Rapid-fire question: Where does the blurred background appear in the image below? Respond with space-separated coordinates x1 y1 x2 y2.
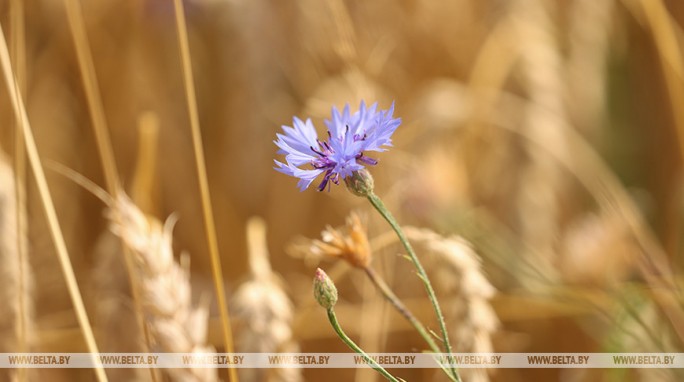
0 0 683 381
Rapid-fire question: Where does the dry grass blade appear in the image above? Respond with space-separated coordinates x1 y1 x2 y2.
0 21 108 382
172 2 238 382
63 0 119 191
9 1 31 380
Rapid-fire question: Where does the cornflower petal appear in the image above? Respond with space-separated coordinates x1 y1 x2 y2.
274 160 325 191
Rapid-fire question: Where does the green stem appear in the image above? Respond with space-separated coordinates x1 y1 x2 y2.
363 266 443 352
367 192 461 382
326 308 402 382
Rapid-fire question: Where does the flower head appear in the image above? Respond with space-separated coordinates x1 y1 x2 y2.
274 101 401 191
305 212 372 268
313 268 338 309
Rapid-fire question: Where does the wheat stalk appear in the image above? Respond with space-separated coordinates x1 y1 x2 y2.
9 1 31 381
171 4 237 382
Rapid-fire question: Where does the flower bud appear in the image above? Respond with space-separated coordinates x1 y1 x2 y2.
313 268 338 309
344 169 375 197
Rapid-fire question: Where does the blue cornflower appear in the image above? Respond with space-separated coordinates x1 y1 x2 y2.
274 101 401 191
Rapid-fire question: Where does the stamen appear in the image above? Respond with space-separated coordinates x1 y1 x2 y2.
310 145 325 157
317 169 334 192
357 154 378 166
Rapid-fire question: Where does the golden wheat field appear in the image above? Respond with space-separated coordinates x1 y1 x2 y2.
0 0 684 381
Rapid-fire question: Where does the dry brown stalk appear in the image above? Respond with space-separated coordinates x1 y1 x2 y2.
9 1 31 380
171 4 237 382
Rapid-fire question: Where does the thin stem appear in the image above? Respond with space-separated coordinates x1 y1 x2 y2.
10 3 29 382
363 266 444 352
326 308 402 382
172 2 238 382
366 192 461 382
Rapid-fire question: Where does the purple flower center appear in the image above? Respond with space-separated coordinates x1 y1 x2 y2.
309 126 377 191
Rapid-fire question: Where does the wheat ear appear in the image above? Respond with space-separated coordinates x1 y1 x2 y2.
0 152 34 382
109 194 218 382
232 217 301 382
